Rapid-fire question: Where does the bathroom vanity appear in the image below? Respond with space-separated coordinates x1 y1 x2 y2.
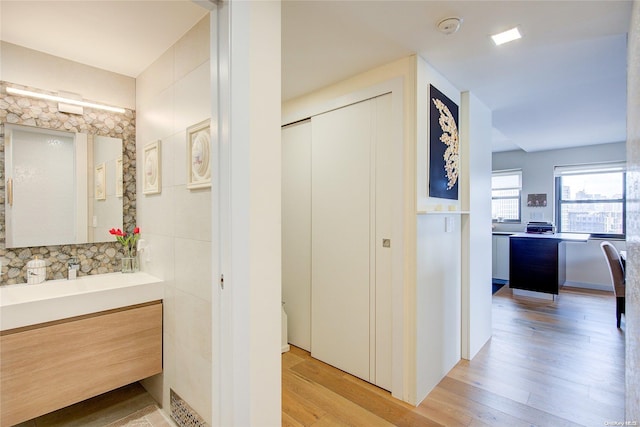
0 273 163 426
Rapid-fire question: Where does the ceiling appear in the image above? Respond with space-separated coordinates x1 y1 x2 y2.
1 1 632 153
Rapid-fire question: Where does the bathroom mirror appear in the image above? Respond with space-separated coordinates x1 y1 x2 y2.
4 123 123 248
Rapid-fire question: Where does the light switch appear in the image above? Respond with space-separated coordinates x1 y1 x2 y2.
530 212 544 220
445 216 454 233
92 215 98 227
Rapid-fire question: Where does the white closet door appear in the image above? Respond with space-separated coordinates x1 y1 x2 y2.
373 94 393 390
281 120 312 351
311 99 373 382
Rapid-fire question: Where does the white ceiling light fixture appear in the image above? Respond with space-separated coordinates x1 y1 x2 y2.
437 17 463 35
5 87 126 114
491 27 522 46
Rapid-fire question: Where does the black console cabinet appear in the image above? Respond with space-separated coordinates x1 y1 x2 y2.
510 237 565 294
508 233 590 296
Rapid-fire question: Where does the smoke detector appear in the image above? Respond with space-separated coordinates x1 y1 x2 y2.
437 17 462 35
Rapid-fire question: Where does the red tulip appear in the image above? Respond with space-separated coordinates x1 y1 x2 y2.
109 228 124 236
110 226 140 257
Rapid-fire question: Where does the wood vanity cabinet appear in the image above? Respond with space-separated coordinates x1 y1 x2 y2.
0 300 162 426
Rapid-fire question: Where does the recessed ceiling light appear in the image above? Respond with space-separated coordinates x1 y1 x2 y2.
491 27 521 46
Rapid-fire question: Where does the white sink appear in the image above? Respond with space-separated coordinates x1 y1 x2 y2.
0 272 163 331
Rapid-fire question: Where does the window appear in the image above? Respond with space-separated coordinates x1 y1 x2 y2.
492 170 522 222
555 163 626 238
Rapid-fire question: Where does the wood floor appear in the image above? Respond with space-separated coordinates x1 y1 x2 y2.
282 286 626 426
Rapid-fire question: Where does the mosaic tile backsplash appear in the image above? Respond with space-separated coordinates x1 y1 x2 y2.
0 82 136 285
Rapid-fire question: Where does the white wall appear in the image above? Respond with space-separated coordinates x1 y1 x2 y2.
135 16 212 424
1 42 135 109
492 143 626 289
223 1 282 425
414 57 463 403
460 92 493 360
281 121 312 351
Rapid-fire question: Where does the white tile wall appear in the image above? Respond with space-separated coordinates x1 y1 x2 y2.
174 63 210 132
174 237 212 302
136 15 212 426
171 131 188 187
173 288 212 359
136 48 175 106
174 17 210 82
174 188 212 241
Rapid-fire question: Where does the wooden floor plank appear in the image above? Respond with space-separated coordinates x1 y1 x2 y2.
283 369 395 426
433 376 583 427
291 361 442 427
282 386 327 426
282 286 625 426
425 385 537 427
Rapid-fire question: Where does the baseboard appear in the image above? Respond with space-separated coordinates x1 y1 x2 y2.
282 344 290 353
563 281 611 292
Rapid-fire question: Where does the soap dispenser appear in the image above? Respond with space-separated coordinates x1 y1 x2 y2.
68 258 79 280
26 256 46 285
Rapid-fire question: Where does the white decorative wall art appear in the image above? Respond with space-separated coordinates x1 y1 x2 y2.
95 162 106 200
428 84 459 200
143 141 161 195
187 119 211 190
115 155 123 197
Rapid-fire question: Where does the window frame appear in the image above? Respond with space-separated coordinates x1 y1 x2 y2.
554 164 626 239
491 169 522 223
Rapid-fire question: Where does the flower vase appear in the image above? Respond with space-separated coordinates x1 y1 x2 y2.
121 252 138 273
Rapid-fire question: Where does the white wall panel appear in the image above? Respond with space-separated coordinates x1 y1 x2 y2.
460 91 493 360
282 120 312 351
373 94 393 390
311 99 373 382
1 41 135 109
416 214 461 399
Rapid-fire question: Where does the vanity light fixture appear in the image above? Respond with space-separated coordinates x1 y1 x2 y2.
491 27 522 46
6 87 126 114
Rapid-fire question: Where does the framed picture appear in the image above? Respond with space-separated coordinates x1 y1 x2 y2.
187 119 211 190
527 193 547 207
428 84 459 200
115 155 123 197
95 162 106 200
143 140 161 195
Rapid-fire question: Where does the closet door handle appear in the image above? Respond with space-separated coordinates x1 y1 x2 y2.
7 178 13 206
